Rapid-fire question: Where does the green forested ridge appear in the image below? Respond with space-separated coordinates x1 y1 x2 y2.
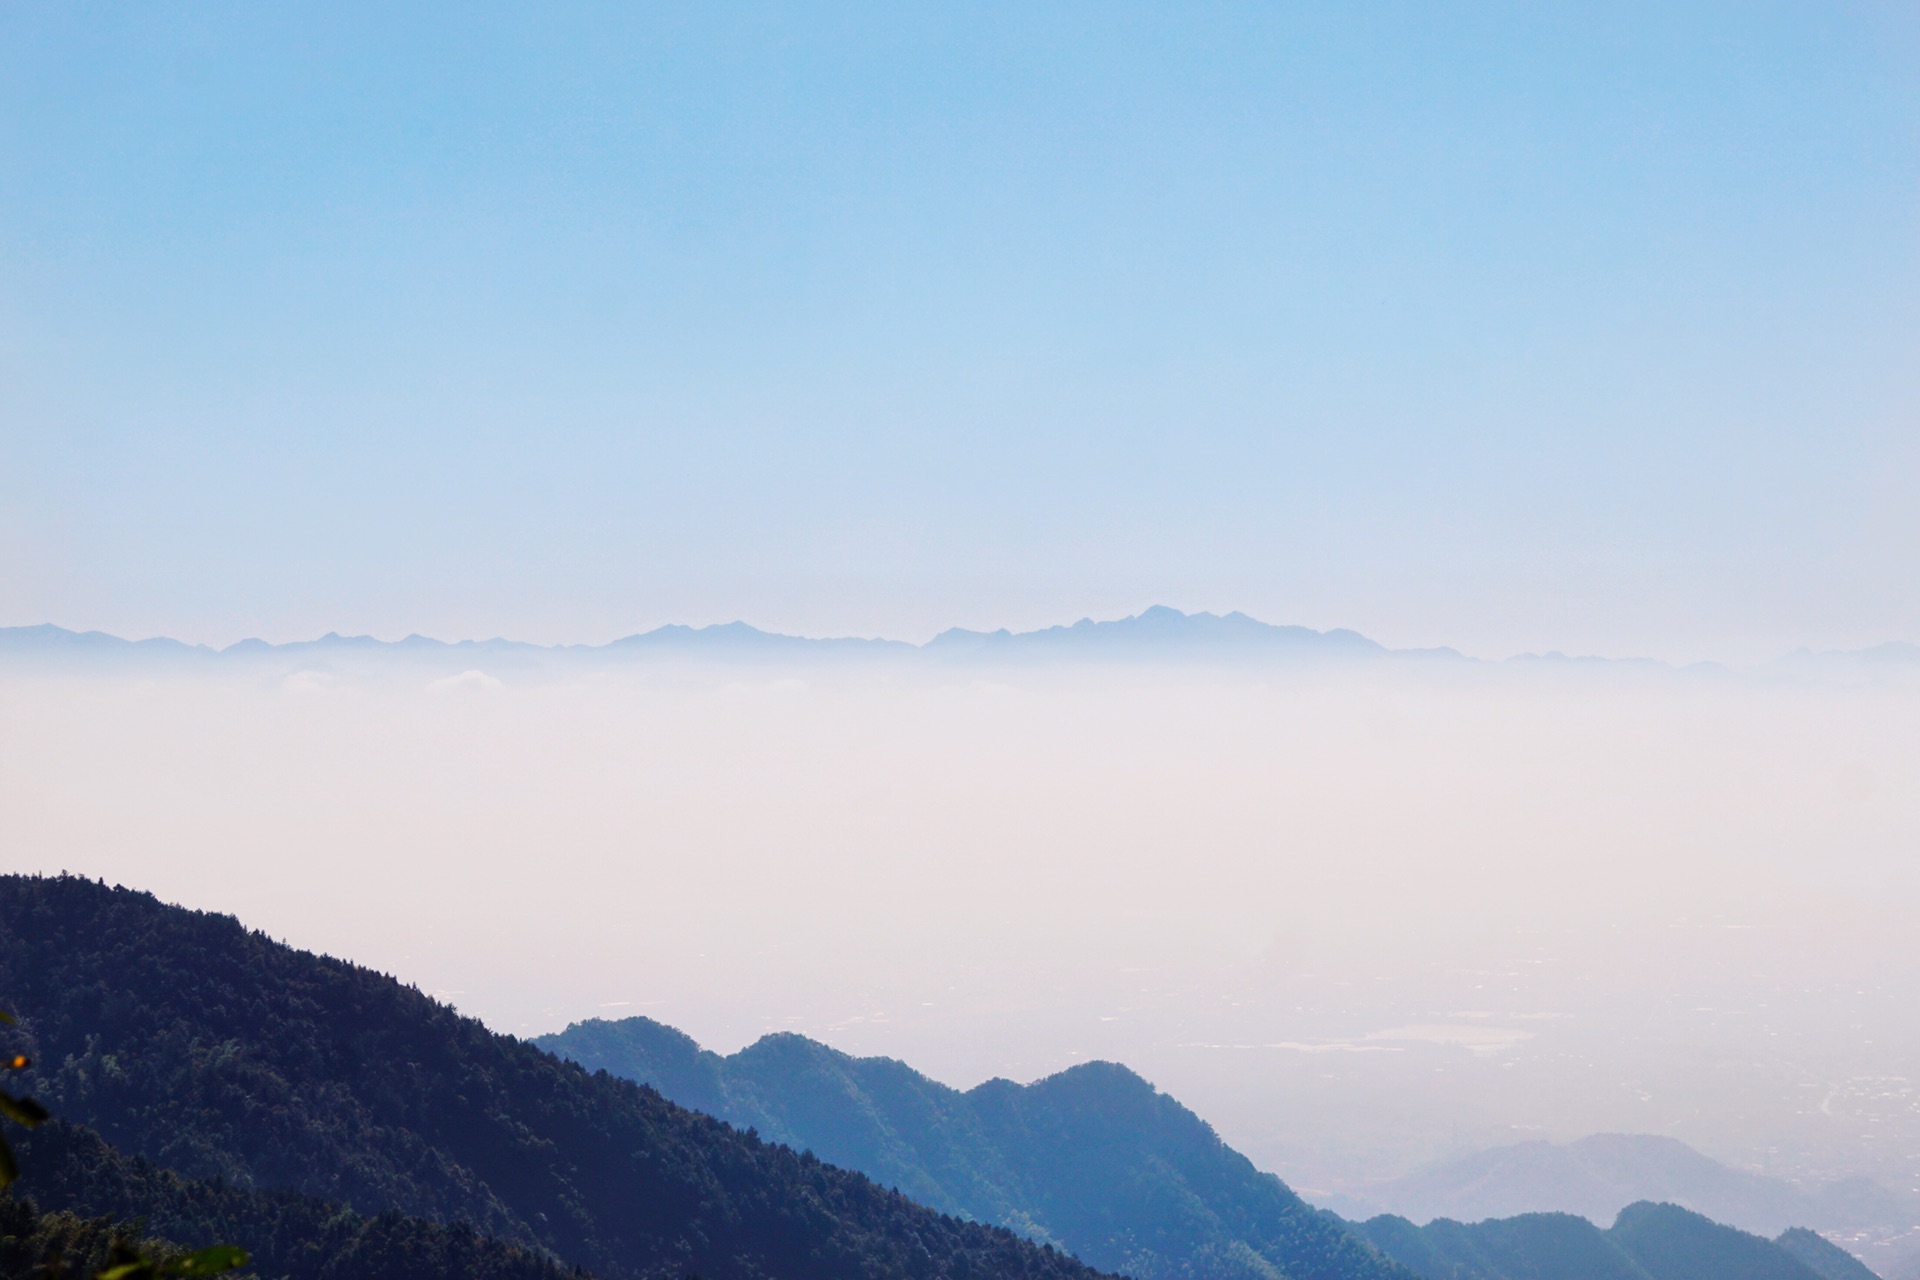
0 874 1114 1280
537 1016 1408 1280
1350 1201 1847 1280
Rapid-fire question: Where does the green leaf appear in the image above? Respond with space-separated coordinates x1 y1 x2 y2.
0 1090 49 1127
0 1008 14 1024
0 1136 16 1190
167 1245 250 1276
96 1263 156 1280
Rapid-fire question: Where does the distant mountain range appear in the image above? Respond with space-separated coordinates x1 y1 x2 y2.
536 1016 1877 1280
1352 1204 1877 1280
0 608 1414 667
1316 1134 1906 1241
4 609 1913 672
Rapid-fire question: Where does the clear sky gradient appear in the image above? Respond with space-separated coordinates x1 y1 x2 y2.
3 2 1916 658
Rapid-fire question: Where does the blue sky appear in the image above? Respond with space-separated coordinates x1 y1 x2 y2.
2 2 1915 657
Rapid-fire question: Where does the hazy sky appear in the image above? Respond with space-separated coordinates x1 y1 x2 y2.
3 2 1918 657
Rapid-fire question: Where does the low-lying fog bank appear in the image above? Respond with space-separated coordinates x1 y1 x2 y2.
4 639 1917 1231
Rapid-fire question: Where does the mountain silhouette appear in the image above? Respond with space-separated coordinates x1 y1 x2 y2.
0 875 1114 1280
0 608 1422 668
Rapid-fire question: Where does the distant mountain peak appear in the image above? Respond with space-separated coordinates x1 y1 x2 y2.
923 606 1390 658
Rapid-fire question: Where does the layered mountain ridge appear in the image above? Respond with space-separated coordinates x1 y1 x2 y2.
536 1016 1871 1280
0 874 1114 1280
0 876 1882 1280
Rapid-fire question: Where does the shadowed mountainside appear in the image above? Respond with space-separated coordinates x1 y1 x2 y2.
0 874 1116 1280
12 1119 578 1280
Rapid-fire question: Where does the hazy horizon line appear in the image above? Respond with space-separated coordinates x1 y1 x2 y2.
4 608 1917 670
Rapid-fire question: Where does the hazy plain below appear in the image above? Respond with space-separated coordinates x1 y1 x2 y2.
4 625 1917 1226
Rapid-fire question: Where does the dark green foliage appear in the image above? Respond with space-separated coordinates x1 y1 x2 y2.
15 1120 579 1280
112 1244 253 1279
538 1017 1408 1280
1351 1201 1837 1280
1771 1228 1880 1280
0 1004 53 1192
0 1194 186 1279
2 1012 247 1280
0 875 1114 1280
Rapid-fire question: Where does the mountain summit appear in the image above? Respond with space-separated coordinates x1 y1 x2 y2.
924 606 1390 659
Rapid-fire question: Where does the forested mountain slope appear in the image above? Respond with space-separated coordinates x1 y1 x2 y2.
1350 1201 1854 1280
0 875 1114 1280
12 1120 576 1280
537 1016 1407 1280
